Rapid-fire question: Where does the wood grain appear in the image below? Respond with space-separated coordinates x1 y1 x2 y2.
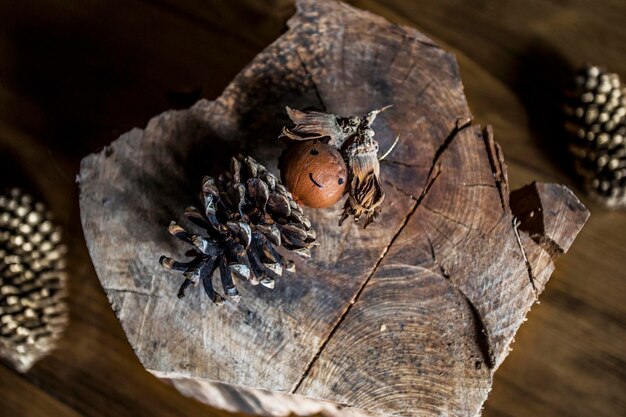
77 1 587 416
77 26 417 397
0 0 624 416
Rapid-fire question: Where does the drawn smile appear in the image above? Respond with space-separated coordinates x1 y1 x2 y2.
309 173 323 188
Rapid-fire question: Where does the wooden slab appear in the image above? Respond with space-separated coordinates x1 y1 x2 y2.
78 1 589 416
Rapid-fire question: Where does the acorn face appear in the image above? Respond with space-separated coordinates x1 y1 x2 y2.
280 141 347 208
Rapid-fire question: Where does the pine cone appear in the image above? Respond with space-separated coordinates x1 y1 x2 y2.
160 155 316 303
0 188 68 372
564 64 626 208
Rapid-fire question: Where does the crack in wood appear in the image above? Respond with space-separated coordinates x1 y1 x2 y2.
482 126 508 213
427 236 450 279
381 159 429 168
296 48 327 111
414 80 433 110
400 58 419 86
423 204 471 231
511 217 539 296
427 236 495 369
387 35 406 69
462 183 497 189
458 290 496 369
339 21 346 86
383 179 417 201
137 274 157 345
291 117 473 394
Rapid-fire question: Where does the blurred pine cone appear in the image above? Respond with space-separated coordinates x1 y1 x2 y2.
0 188 68 372
160 155 316 303
564 64 626 208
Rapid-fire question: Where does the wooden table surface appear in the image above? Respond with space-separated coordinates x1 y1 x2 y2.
0 1 624 416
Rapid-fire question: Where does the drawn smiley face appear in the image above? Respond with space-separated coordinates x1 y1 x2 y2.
281 141 347 208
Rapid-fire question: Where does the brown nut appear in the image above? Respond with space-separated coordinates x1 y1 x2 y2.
280 141 347 208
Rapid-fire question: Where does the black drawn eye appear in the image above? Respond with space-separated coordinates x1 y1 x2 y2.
310 148 319 155
338 178 345 185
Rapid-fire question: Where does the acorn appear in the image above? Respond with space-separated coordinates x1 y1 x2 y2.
280 106 396 227
280 140 348 208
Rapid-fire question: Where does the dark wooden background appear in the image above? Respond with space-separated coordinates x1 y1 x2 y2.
0 1 624 416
